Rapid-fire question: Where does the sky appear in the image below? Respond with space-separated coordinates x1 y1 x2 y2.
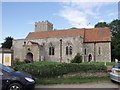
0 0 119 46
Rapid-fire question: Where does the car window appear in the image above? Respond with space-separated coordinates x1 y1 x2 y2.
113 63 120 69
0 64 14 72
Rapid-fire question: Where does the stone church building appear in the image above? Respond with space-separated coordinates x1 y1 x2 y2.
13 20 111 63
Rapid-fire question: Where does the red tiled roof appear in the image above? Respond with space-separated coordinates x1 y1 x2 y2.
84 28 111 42
26 28 111 43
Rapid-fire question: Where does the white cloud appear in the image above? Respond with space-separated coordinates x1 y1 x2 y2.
59 6 88 27
57 2 116 28
57 2 104 28
99 20 105 22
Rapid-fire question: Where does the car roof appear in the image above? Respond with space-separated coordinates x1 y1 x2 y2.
0 64 13 72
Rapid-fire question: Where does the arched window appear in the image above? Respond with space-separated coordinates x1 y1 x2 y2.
66 46 69 55
69 46 72 55
52 47 54 55
49 47 52 55
66 46 72 55
98 47 101 55
84 48 87 55
49 46 55 55
88 54 92 62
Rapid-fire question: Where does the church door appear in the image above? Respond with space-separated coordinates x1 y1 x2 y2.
88 54 92 62
26 52 33 62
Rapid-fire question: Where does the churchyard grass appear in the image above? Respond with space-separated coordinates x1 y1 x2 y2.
83 62 115 66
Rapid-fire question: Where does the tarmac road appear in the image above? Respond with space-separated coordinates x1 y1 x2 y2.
35 81 120 90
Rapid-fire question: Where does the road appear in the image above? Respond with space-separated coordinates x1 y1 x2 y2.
35 81 120 89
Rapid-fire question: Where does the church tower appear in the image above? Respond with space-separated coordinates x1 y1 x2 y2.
35 20 53 32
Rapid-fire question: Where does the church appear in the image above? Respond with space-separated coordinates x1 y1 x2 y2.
13 20 111 63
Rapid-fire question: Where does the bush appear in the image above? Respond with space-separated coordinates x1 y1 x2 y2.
11 62 107 78
24 59 31 63
71 53 82 63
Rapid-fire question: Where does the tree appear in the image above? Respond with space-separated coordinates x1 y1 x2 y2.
95 22 109 28
1 36 13 49
109 19 120 37
109 19 120 61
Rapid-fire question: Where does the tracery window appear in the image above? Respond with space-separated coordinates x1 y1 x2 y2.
49 46 55 55
66 46 72 55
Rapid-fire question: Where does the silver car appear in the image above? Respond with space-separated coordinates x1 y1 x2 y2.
110 62 120 82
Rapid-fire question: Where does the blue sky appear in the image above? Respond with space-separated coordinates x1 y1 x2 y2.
1 1 119 44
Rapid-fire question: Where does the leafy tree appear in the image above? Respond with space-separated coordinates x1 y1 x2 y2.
95 22 109 28
110 19 120 61
109 19 120 37
1 36 13 49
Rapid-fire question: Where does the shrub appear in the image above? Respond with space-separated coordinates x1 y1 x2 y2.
71 53 82 63
11 62 107 78
24 59 31 63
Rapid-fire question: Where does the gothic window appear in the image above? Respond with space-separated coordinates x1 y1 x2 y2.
49 46 55 55
52 47 55 55
66 46 69 55
49 47 51 55
66 46 72 55
98 47 101 55
85 48 87 55
70 46 72 55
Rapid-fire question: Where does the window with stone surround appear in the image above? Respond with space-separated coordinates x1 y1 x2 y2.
98 47 101 55
49 46 54 55
70 46 72 55
84 48 87 55
66 46 69 55
66 46 72 55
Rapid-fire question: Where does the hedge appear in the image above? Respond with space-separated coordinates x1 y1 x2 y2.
11 63 107 78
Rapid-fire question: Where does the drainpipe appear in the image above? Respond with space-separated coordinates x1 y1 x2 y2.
60 39 62 62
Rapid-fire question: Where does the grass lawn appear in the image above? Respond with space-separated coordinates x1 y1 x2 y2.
36 76 110 85
83 62 115 66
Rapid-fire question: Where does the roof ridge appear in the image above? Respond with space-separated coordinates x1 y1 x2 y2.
26 28 111 43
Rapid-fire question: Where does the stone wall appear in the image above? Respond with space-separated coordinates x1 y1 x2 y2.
84 42 111 62
13 36 84 63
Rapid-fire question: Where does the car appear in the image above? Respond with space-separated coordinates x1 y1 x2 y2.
109 62 120 83
0 64 35 90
